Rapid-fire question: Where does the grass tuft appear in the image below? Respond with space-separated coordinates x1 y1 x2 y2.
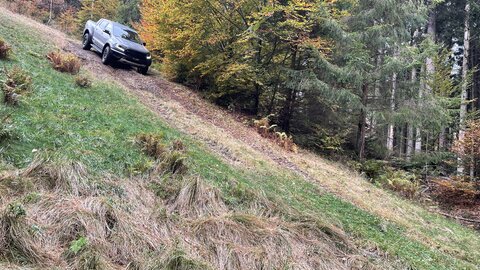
74 73 92 88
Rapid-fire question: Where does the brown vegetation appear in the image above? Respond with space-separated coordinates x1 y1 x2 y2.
253 116 298 153
46 51 81 74
1 65 33 105
75 74 92 88
0 38 12 59
135 133 188 175
431 177 480 206
0 154 373 270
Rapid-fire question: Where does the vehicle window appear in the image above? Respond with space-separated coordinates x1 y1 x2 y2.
113 26 142 44
98 20 108 30
106 23 113 34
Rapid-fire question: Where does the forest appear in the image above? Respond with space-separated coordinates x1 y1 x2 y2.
4 0 480 204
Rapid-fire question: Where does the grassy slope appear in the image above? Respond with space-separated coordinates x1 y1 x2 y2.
0 11 479 270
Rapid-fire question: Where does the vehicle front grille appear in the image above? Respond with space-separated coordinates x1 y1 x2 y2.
125 49 146 60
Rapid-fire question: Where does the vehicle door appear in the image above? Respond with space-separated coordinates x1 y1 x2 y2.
93 20 108 47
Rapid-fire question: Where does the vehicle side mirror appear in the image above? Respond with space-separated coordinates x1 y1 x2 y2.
104 29 110 35
143 42 147 46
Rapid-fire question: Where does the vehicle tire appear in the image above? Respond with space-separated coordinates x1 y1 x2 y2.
101 45 113 65
82 33 91 50
138 66 149 75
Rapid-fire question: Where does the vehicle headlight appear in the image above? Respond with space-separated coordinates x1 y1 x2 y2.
146 54 152 60
115 44 126 52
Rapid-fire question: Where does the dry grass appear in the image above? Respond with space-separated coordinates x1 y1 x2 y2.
0 38 12 59
0 158 374 270
1 65 32 105
75 74 92 88
135 134 188 175
46 51 81 75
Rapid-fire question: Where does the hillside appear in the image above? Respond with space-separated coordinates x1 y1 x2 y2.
0 7 480 270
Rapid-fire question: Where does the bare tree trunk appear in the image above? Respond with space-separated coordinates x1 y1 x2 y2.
458 2 470 176
407 124 414 161
439 128 446 150
357 84 368 160
425 8 436 90
48 0 53 24
371 53 382 131
387 72 397 153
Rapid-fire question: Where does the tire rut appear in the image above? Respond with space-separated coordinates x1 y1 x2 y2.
64 40 314 182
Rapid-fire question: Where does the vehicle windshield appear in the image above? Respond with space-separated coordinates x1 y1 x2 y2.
113 26 142 44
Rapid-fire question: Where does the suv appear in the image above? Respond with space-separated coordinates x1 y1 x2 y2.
82 19 152 75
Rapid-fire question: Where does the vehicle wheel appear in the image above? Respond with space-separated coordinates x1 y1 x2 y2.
138 66 149 75
101 46 113 65
82 33 91 50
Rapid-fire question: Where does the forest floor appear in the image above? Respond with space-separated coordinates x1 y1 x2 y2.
1 7 480 269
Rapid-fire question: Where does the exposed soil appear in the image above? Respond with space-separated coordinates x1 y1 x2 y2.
64 40 314 181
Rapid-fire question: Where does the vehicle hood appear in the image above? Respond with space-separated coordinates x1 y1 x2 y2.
114 37 149 53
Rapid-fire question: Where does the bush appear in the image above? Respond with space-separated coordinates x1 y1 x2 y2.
46 51 81 74
431 177 479 205
1 65 33 105
253 116 298 153
361 159 387 180
0 38 12 60
75 74 92 88
361 160 420 198
377 170 420 199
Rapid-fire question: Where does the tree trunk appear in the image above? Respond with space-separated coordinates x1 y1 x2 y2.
407 124 414 161
387 72 397 153
357 84 368 160
371 53 382 131
406 65 417 161
425 7 436 90
280 46 298 133
458 2 470 176
415 65 425 154
439 128 446 150
48 0 53 24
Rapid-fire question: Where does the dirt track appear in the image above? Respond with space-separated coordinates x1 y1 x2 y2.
64 40 316 181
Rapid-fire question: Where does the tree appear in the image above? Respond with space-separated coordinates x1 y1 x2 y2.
77 0 121 30
458 1 471 175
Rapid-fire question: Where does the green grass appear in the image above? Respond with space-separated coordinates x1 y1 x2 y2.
1 12 480 270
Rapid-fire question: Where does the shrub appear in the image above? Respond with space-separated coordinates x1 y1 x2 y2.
0 38 12 60
431 177 479 205
378 170 420 199
75 74 92 88
361 159 387 180
253 116 298 153
46 51 81 74
361 160 420 198
1 65 33 105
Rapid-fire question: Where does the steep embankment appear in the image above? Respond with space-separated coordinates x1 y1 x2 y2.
0 8 479 270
